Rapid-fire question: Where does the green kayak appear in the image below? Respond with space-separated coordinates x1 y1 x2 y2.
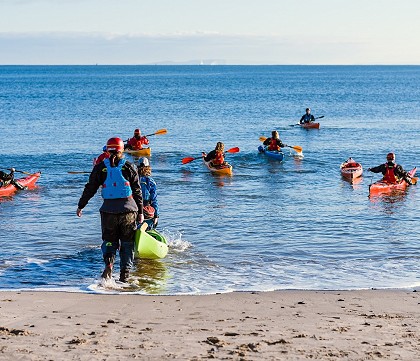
134 223 168 259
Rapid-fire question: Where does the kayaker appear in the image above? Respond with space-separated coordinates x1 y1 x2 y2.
137 157 159 230
76 137 144 283
0 168 27 190
262 131 286 151
202 142 227 167
93 145 110 166
368 153 413 185
300 108 315 124
125 129 149 150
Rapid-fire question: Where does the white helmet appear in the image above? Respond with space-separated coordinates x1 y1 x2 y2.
138 157 150 167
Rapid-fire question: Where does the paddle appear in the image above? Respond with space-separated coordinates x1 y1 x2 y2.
258 137 303 153
411 177 418 185
145 128 167 137
7 168 32 175
290 115 325 127
182 147 240 165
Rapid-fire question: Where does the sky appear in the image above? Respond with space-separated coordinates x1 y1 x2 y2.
0 0 419 65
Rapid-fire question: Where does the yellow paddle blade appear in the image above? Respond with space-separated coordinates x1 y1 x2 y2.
411 177 418 185
291 145 303 153
259 136 267 142
154 128 167 135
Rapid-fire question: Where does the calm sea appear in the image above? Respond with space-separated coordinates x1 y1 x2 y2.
0 65 419 294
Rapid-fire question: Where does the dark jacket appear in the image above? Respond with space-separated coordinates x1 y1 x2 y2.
78 158 143 214
263 137 285 149
203 150 218 162
300 114 315 123
369 162 412 182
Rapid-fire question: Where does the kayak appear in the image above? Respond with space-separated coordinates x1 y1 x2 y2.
369 167 416 196
0 172 41 197
203 159 233 176
258 145 284 161
134 225 168 259
125 148 151 157
340 158 363 180
299 122 320 129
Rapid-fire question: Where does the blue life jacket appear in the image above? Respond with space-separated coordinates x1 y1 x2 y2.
101 158 132 199
140 176 151 202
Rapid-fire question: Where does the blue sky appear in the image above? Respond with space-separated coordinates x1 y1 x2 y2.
1 0 419 65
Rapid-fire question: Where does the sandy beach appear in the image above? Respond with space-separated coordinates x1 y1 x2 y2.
0 290 419 360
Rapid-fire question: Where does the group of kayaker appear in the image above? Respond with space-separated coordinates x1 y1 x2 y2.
76 136 159 283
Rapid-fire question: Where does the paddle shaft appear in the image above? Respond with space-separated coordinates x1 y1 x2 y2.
7 168 32 175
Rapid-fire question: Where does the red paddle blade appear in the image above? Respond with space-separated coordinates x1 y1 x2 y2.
182 157 196 164
226 147 240 153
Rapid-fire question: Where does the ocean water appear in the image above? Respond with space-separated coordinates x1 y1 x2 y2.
0 65 419 294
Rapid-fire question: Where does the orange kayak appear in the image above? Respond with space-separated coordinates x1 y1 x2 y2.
203 159 233 176
369 167 416 196
0 172 41 197
340 158 363 180
300 122 320 129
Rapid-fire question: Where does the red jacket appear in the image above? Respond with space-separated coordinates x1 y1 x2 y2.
127 136 149 150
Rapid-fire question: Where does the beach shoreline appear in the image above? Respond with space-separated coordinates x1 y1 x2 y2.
1 289 419 360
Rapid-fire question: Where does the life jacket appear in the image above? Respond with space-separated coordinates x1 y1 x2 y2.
128 136 148 150
268 138 280 151
212 150 225 166
101 158 132 199
140 176 151 203
383 163 398 183
94 152 110 165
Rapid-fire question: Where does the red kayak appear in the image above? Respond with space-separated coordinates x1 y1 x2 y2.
299 122 320 129
369 168 416 196
0 172 41 197
340 158 363 180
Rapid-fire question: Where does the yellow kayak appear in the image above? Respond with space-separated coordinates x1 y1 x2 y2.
125 148 151 157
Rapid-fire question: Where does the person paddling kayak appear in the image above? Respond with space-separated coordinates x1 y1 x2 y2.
368 153 414 185
93 145 110 166
300 108 316 124
262 131 286 151
0 168 27 190
125 128 149 150
137 157 159 230
202 142 228 167
76 137 144 283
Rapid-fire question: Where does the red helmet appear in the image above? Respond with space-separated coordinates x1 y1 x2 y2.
134 129 141 135
106 137 124 152
386 152 395 161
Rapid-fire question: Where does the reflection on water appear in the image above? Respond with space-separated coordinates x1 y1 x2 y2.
131 259 169 294
369 190 409 215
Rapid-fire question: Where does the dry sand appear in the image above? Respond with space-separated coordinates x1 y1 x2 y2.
0 289 419 360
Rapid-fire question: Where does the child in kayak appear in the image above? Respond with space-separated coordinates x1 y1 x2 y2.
368 153 413 185
262 131 286 151
0 168 27 190
125 129 149 150
137 157 159 230
202 142 227 167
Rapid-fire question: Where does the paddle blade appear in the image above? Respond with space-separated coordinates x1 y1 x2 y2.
181 157 197 164
226 147 240 153
259 136 267 142
316 115 325 120
154 128 167 135
411 177 418 185
291 145 303 153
